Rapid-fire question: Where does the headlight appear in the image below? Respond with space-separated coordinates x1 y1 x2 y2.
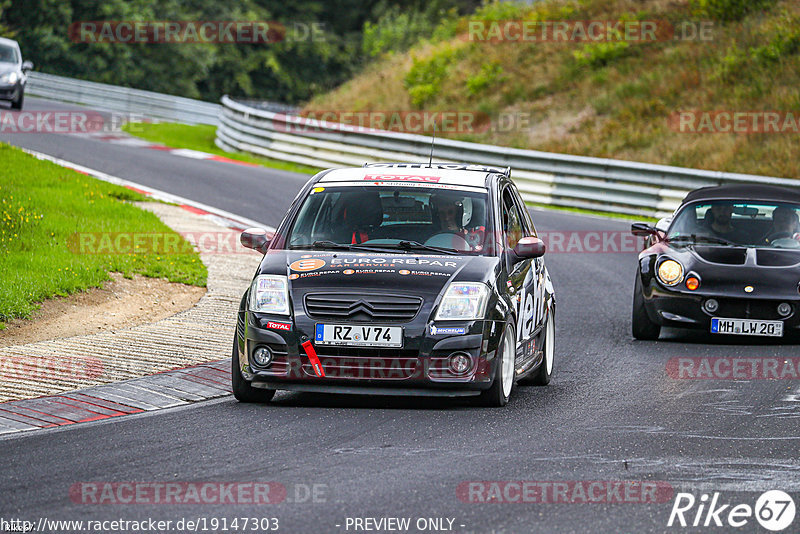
435 282 490 320
249 275 290 315
657 259 684 286
0 71 19 84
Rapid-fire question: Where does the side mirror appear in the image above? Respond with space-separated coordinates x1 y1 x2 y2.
240 227 271 253
631 222 659 237
513 236 546 260
21 61 33 72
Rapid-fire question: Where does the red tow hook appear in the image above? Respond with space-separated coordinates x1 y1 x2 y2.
301 340 325 377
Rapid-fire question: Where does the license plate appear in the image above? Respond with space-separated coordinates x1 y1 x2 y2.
711 317 784 337
315 324 403 347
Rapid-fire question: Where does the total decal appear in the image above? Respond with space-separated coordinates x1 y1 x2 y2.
667 490 796 531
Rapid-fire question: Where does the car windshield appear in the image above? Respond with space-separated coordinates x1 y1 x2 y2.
287 185 494 254
667 201 800 249
0 44 18 63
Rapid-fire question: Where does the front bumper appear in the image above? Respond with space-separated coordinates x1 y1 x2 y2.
642 280 800 333
0 83 20 101
236 311 504 393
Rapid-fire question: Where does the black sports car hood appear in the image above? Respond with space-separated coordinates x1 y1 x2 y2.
650 243 800 298
259 250 497 296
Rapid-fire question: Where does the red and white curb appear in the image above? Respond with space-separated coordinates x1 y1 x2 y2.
0 150 272 436
0 360 230 435
22 148 275 233
70 131 260 168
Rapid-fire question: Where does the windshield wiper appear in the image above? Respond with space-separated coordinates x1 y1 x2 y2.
396 240 461 255
668 235 741 247
348 241 460 255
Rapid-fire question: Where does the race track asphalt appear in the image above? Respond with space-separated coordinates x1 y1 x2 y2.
1 98 798 534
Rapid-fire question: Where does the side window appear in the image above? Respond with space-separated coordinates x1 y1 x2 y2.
502 189 523 249
510 184 536 237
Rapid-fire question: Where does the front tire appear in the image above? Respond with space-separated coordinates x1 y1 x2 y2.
632 274 660 340
530 308 554 386
231 336 276 403
10 90 23 110
478 323 516 407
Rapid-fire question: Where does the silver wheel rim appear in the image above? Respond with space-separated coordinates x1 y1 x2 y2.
545 313 555 375
501 328 515 398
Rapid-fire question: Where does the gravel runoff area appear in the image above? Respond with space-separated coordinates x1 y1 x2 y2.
0 202 262 402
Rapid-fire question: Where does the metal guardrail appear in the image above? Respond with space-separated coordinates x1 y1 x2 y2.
26 72 220 125
216 95 800 218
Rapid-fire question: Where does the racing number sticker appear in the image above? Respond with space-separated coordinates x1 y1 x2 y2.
289 258 326 272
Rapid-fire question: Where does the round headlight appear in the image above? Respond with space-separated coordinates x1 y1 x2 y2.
657 259 684 286
252 346 273 367
448 352 472 375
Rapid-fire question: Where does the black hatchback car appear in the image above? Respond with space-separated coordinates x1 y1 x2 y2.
233 163 556 406
631 184 800 340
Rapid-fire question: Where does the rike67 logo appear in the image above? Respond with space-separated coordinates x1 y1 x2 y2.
668 490 796 531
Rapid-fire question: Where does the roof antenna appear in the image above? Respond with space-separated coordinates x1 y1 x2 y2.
428 120 437 168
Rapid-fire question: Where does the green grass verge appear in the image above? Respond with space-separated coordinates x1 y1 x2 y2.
122 122 321 175
0 143 207 328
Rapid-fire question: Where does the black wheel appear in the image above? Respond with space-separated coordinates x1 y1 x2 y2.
478 323 516 407
231 336 275 403
10 90 23 111
529 308 554 386
632 274 660 340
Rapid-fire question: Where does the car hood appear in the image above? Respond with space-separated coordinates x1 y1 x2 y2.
259 249 498 300
648 243 800 298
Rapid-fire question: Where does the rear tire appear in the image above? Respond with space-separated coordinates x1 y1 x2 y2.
10 90 23 110
231 336 276 403
632 274 660 340
478 323 515 407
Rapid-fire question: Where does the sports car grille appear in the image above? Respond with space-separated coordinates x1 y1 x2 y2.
714 299 789 320
304 293 422 322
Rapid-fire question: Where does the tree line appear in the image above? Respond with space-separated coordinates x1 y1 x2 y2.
0 0 479 104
